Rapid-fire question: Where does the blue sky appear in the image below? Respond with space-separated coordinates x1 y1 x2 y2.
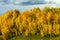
0 0 57 5
0 0 60 15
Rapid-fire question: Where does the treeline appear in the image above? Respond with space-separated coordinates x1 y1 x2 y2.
0 7 60 40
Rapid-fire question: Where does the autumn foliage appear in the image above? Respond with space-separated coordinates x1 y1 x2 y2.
0 7 60 40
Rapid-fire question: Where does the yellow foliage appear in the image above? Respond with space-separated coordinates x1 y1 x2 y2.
0 7 60 39
25 29 29 36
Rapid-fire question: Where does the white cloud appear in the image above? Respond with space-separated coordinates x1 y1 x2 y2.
45 0 50 2
53 0 60 4
45 0 60 4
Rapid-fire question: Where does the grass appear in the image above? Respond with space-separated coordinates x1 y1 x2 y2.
8 33 60 40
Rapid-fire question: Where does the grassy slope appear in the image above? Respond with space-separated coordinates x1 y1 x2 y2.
9 34 60 40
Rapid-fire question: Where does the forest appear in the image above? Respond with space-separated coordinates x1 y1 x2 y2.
0 7 60 40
